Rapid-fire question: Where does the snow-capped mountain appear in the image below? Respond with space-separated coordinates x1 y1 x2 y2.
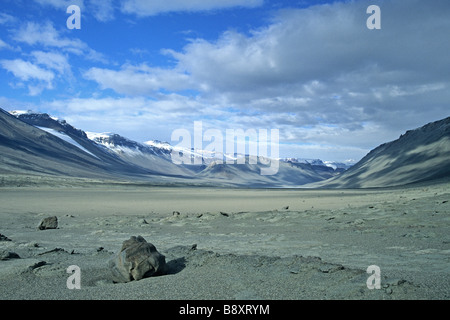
3 108 347 186
282 158 354 172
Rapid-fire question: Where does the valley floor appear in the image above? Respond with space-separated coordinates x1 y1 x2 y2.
0 179 449 300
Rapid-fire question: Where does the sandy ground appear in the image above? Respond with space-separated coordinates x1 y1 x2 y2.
0 180 449 300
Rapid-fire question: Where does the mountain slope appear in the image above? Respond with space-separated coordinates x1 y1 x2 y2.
0 109 117 178
312 116 450 188
11 111 195 178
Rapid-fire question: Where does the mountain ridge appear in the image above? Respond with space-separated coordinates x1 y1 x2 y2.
309 116 450 188
1 108 345 187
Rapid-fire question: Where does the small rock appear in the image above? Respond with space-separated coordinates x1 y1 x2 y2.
28 260 47 271
283 206 289 210
38 216 58 230
139 218 149 224
173 211 180 216
0 233 12 241
109 235 167 283
190 244 197 251
0 250 20 260
318 264 344 273
220 212 229 217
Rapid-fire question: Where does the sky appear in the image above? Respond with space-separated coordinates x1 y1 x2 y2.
0 0 449 163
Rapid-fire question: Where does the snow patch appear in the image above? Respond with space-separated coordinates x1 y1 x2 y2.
37 127 99 159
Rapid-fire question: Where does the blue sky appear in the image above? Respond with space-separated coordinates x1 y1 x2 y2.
1 0 449 163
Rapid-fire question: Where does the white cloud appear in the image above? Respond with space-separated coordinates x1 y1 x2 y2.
33 0 84 10
0 59 54 83
121 0 263 16
31 51 71 74
0 12 16 25
0 39 12 50
14 21 86 50
0 59 55 96
34 0 115 22
13 21 107 63
84 64 194 95
88 0 115 22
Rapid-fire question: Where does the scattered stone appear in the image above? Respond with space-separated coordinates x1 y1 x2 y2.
197 213 203 218
23 242 39 248
28 260 47 271
173 211 180 216
139 218 149 224
109 235 167 283
38 216 58 230
220 212 229 217
283 206 289 210
0 250 20 260
97 247 104 252
318 264 344 273
190 244 197 251
442 200 448 204
0 233 11 241
37 248 66 256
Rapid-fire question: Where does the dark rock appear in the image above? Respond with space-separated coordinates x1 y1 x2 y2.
0 250 20 260
0 233 11 241
318 264 344 273
37 248 67 255
38 216 58 230
109 235 167 283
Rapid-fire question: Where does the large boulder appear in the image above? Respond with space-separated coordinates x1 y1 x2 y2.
109 236 167 283
38 216 58 230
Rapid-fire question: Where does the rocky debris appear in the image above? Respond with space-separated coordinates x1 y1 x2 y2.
38 216 58 230
37 248 67 256
0 233 12 241
318 263 345 273
109 236 167 283
0 250 20 260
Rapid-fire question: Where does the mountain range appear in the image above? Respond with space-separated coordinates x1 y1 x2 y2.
1 108 346 187
1 108 449 188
